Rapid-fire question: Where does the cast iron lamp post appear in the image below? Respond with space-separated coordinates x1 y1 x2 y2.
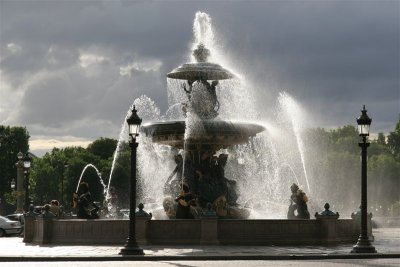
119 106 144 255
23 153 32 211
59 161 68 207
351 105 377 253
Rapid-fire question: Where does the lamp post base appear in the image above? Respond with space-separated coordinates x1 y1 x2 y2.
119 239 144 255
351 236 377 253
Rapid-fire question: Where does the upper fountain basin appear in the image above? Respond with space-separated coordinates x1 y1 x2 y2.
167 62 234 81
141 120 265 150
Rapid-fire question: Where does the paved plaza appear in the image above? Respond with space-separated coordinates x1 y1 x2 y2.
0 259 399 267
0 228 398 265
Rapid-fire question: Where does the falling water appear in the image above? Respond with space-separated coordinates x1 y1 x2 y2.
106 95 162 199
275 163 301 187
106 110 129 199
278 92 311 193
109 12 316 218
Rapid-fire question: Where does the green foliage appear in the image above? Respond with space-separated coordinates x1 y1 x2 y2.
368 154 400 208
87 137 118 160
3 192 16 206
0 130 130 214
0 126 29 211
330 125 359 154
369 133 391 157
377 133 386 145
307 123 400 216
30 146 111 208
387 115 400 158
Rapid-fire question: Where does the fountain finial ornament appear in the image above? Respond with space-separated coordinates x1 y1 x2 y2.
166 43 233 80
193 43 210 62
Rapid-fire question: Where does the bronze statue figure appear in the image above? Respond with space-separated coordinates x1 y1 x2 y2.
288 183 310 219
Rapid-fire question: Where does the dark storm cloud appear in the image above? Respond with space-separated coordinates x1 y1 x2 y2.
0 0 398 147
211 1 399 132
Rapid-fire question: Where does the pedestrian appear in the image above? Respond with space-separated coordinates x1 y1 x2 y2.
49 200 61 217
40 204 56 218
74 182 98 219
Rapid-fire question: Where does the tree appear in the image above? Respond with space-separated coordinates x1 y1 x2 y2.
377 133 386 145
368 154 400 215
0 126 30 214
28 138 125 210
30 146 106 208
369 133 391 157
330 125 359 154
387 115 400 158
87 138 118 160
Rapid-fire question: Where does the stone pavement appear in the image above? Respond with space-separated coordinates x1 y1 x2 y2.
0 228 398 261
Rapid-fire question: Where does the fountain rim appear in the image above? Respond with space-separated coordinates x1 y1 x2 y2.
142 119 265 128
141 120 265 136
167 62 235 81
140 120 265 150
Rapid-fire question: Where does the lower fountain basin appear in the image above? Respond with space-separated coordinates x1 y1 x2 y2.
24 216 373 245
141 120 265 150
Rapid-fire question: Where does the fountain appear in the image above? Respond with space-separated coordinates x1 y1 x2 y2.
131 13 313 220
76 164 105 194
141 41 264 218
24 11 373 246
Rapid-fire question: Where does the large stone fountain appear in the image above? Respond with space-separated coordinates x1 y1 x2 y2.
142 43 264 218
23 12 373 247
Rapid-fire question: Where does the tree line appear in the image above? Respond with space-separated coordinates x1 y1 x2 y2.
0 132 131 214
304 116 400 216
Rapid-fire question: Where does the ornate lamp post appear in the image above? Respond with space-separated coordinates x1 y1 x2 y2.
351 105 377 253
59 161 68 207
15 152 25 213
119 106 144 255
11 178 15 191
23 153 32 211
9 179 15 216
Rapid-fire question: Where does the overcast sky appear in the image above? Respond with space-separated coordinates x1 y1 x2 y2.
1 0 399 156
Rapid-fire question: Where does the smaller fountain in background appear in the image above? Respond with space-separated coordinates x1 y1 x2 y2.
75 164 105 193
75 163 122 218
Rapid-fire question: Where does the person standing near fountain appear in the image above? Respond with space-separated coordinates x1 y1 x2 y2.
288 183 310 219
49 200 61 217
74 182 99 219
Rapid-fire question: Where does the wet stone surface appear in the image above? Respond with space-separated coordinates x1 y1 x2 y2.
0 228 398 257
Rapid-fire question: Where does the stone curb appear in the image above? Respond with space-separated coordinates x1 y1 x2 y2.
0 253 399 262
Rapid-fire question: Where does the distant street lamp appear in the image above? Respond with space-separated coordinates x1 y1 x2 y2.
11 178 15 190
119 106 144 256
23 153 32 211
15 152 25 213
59 161 68 207
351 105 377 253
